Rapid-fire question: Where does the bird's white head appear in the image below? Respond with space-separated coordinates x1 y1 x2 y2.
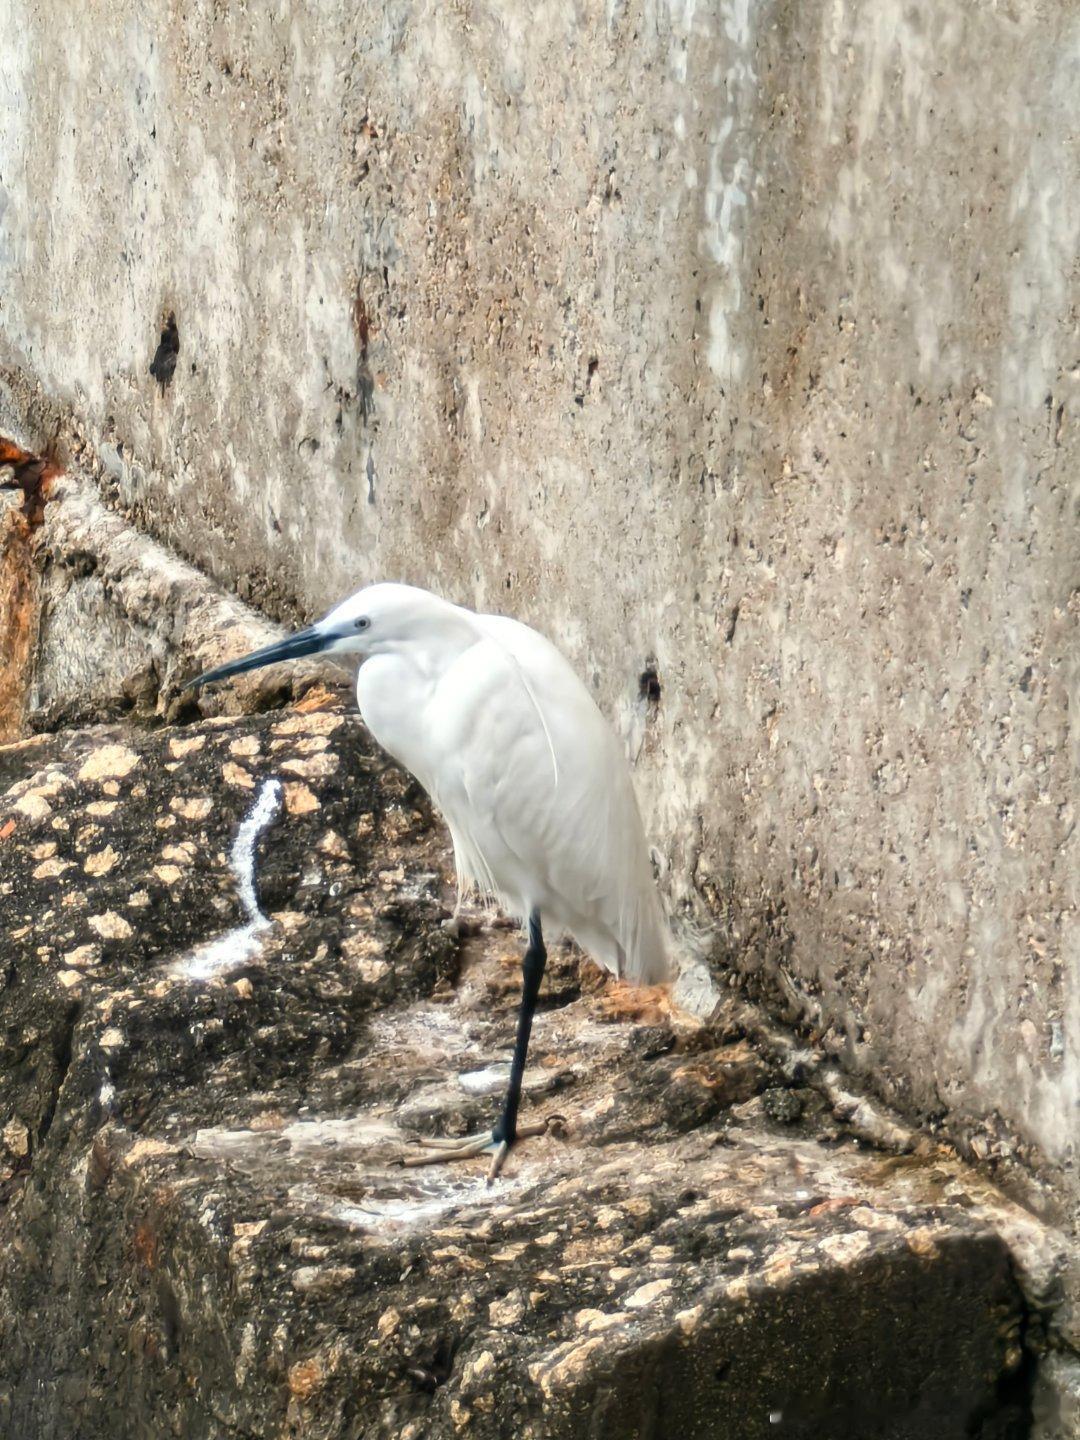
185 582 469 689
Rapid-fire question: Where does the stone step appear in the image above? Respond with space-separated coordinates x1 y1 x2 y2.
0 708 1051 1438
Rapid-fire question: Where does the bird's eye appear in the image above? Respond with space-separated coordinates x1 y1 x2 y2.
355 616 371 632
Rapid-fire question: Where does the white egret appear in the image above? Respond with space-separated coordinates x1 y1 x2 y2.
187 582 670 1176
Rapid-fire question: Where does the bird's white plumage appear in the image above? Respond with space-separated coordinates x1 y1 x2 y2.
344 583 669 985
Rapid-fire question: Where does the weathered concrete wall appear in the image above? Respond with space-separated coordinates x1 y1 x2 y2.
2 0 1079 1210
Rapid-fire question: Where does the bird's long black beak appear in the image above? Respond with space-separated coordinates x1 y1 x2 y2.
183 624 329 691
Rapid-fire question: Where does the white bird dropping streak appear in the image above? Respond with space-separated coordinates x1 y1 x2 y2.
174 778 283 981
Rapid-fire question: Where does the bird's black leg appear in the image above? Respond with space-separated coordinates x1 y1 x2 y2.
400 911 556 1178
489 911 546 1172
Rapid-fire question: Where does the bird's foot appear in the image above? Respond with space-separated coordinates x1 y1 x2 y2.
399 1114 565 1182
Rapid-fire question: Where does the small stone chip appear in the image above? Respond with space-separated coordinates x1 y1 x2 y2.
57 970 84 990
99 1028 125 1049
461 1351 495 1388
280 753 339 780
284 782 320 815
86 801 118 818
170 735 207 758
275 711 343 737
2 1118 29 1157
488 1292 526 1328
14 792 51 821
78 744 140 783
33 857 73 880
88 912 134 942
228 735 261 758
287 1358 325 1399
377 1307 401 1338
170 797 214 821
64 944 100 968
122 1137 174 1167
575 1310 628 1334
905 1227 941 1259
292 1266 354 1296
222 762 255 789
531 1338 607 1399
623 1277 673 1310
818 1232 871 1265
84 846 119 877
291 734 330 755
31 841 57 860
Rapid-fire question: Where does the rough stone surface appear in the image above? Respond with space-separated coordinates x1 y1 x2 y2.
27 474 343 730
1 0 1078 1226
0 704 1060 1437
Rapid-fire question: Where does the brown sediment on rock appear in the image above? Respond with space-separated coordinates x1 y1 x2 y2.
0 498 38 742
0 437 59 741
0 436 60 527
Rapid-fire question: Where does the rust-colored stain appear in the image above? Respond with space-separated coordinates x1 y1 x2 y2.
287 1357 325 1399
293 683 338 713
133 1222 159 1270
0 437 59 526
352 286 373 359
0 435 60 741
808 1196 859 1216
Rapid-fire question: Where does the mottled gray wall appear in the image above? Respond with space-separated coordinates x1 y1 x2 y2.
2 1 1079 1198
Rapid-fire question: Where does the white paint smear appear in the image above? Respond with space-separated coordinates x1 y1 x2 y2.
173 778 282 981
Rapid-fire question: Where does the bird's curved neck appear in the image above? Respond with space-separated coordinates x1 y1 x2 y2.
388 607 479 682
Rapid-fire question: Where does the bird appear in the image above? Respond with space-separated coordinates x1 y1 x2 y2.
186 582 670 1176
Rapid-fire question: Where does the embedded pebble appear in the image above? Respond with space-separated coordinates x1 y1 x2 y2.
284 783 320 815
33 857 72 880
623 1278 673 1310
274 712 343 736
84 846 119 876
170 735 207 758
171 797 214 821
2 1119 29 1157
292 1266 355 1296
14 792 51 820
88 912 134 942
64 944 100 968
78 745 140 782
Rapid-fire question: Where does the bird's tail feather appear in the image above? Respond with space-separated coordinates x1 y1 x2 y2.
620 882 672 986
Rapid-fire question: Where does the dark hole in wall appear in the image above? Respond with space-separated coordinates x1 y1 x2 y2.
639 661 662 709
150 314 180 390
